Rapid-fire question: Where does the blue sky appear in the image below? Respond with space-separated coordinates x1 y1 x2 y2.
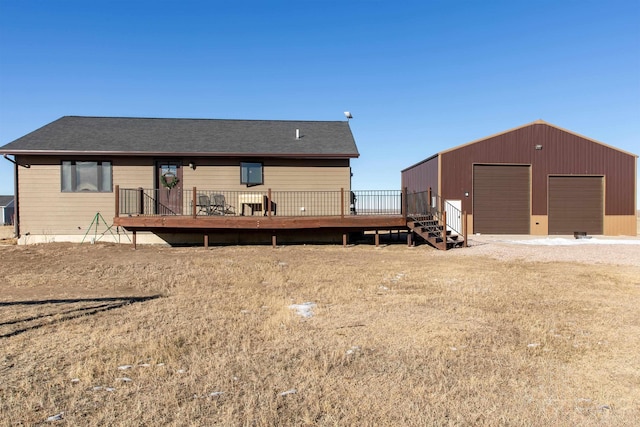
1 0 638 204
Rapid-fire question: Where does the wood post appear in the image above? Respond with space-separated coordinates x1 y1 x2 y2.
342 233 347 247
137 187 144 215
428 187 432 214
132 230 137 250
115 185 120 217
268 188 272 218
407 231 412 247
442 211 447 249
375 230 379 247
272 234 277 248
204 234 209 248
402 187 407 221
340 188 345 218
463 211 468 248
192 187 197 218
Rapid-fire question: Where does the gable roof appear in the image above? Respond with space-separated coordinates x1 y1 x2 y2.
0 196 14 207
0 116 359 159
438 119 637 158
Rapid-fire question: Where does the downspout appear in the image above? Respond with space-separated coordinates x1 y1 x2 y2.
3 154 21 238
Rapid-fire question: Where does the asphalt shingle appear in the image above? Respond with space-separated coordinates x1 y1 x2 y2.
0 116 359 158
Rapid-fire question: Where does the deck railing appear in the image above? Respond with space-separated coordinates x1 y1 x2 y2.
406 189 464 236
116 187 403 218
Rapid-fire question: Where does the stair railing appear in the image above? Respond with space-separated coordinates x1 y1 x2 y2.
406 190 463 236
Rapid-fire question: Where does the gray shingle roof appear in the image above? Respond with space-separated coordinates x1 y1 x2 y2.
0 116 359 158
0 196 14 207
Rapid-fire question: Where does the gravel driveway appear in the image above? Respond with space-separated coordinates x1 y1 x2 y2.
453 234 640 266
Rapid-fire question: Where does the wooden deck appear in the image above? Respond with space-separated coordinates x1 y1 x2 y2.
114 186 413 248
114 214 407 231
113 214 408 248
112 187 465 249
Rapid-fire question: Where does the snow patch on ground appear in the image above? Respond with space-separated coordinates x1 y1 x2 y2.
289 302 316 318
507 238 640 246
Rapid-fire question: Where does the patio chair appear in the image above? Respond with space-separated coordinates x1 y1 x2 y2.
211 194 236 215
196 194 214 215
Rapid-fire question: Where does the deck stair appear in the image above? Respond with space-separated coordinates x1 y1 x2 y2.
407 214 464 250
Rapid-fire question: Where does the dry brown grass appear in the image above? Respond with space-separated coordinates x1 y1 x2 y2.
1 242 639 426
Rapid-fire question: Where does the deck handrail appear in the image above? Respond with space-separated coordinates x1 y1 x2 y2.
406 190 464 236
116 187 403 218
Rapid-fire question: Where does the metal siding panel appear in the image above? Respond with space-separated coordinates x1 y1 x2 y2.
473 165 530 234
438 124 635 218
548 176 603 235
406 123 635 224
401 156 438 194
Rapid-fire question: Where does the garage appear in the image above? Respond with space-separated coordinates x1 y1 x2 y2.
548 176 603 235
403 121 637 236
473 165 530 234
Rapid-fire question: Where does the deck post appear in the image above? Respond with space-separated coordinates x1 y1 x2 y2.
340 188 345 218
115 185 120 217
442 210 447 249
268 188 272 218
192 187 197 218
137 187 144 215
342 233 347 247
272 233 277 248
375 230 379 247
407 231 412 247
428 187 432 215
132 230 137 250
463 211 468 247
402 187 407 221
204 234 209 248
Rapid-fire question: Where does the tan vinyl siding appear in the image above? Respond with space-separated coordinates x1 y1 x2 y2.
17 156 352 237
113 157 154 188
183 159 352 217
182 158 351 192
18 157 114 235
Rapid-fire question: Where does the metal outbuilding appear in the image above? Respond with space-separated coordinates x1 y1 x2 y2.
402 120 637 236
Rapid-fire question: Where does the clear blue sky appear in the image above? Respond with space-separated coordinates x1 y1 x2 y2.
1 0 639 204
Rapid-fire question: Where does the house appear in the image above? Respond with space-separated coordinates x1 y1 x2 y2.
0 195 14 226
0 116 409 245
402 120 638 236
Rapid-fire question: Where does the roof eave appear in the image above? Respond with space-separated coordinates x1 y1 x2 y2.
0 150 360 159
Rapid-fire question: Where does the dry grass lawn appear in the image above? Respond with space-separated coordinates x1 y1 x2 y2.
1 241 639 426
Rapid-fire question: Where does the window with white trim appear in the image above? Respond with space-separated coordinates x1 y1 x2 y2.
61 161 112 192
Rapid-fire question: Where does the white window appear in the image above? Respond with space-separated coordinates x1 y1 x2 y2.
61 161 112 192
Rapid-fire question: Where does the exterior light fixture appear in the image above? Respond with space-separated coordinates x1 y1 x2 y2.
464 192 469 197
189 162 195 169
535 144 543 150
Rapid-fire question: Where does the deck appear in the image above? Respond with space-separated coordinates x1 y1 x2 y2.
113 186 410 247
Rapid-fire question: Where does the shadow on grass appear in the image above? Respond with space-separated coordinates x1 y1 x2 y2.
0 295 162 339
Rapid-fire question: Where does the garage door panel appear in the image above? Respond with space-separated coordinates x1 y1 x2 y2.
474 165 530 234
548 176 603 235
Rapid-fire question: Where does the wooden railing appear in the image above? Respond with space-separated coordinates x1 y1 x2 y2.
406 188 467 242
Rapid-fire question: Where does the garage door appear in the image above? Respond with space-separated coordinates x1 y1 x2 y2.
473 165 530 234
548 176 603 235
